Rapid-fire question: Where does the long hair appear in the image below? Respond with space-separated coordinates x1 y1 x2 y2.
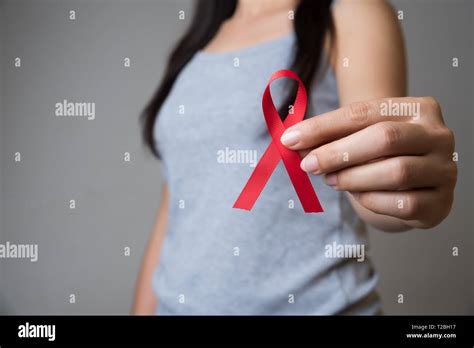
141 0 334 157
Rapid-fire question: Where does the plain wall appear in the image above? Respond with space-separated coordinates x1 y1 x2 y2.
367 0 473 314
0 0 472 314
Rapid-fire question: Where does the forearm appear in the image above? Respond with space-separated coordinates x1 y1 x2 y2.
332 1 408 232
132 185 169 315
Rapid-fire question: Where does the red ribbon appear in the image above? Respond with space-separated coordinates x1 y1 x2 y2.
233 70 324 213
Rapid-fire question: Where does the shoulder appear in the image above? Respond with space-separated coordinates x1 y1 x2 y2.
330 0 403 62
332 0 399 28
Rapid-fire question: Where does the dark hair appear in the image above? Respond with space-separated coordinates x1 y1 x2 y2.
141 0 334 157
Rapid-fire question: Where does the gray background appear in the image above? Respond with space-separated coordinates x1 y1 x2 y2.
0 0 472 314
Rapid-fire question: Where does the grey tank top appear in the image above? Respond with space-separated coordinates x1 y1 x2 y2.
153 32 380 315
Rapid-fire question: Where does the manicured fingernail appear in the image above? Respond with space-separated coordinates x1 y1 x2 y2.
280 130 301 146
301 155 319 173
325 174 338 186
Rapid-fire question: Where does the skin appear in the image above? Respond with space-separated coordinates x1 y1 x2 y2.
132 186 168 314
281 0 456 231
132 0 457 314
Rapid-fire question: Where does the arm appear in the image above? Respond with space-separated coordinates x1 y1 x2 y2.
332 0 410 231
131 184 169 315
280 1 456 232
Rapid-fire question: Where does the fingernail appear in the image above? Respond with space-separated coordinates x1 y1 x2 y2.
325 174 338 186
301 155 319 173
280 130 301 146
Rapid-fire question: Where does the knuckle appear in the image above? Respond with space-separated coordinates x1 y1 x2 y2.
336 172 349 189
306 119 322 143
400 195 420 220
442 127 456 150
445 162 458 188
419 193 453 229
347 101 372 124
421 96 442 118
360 192 378 211
433 126 455 153
376 123 402 151
445 128 455 144
315 147 337 172
393 158 412 188
451 163 458 185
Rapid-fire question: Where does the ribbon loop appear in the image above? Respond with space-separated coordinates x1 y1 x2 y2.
233 69 324 213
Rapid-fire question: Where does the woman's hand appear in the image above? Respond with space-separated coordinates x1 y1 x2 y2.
280 97 457 230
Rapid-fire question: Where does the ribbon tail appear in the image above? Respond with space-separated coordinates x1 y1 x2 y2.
273 138 324 213
284 158 324 213
233 143 280 210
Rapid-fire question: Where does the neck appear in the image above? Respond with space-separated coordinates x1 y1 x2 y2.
234 0 297 19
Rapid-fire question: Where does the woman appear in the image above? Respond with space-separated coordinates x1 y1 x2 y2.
133 0 457 315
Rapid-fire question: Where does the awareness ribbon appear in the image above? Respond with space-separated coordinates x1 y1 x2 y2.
233 70 324 213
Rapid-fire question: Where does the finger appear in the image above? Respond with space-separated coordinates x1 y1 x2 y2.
301 122 432 174
351 189 449 228
281 97 444 150
325 155 456 192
